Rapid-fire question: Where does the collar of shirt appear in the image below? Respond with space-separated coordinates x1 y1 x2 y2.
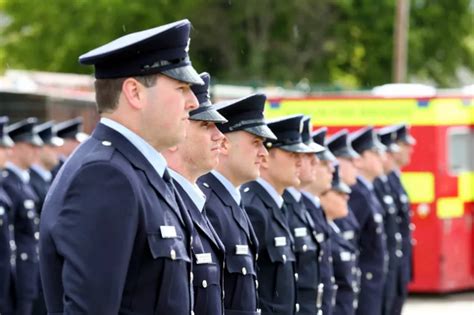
169 169 206 212
286 187 302 202
100 117 167 177
357 175 374 191
301 191 321 208
379 174 388 182
328 220 341 233
6 162 30 183
256 177 284 208
211 170 241 205
30 164 52 182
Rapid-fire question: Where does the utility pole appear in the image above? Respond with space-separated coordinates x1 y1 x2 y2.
393 0 410 83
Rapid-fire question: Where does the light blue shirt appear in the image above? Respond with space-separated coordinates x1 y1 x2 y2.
101 117 167 177
211 170 241 205
256 178 284 208
286 187 302 202
6 162 30 183
358 175 374 191
169 169 206 212
301 191 321 208
328 220 341 233
30 164 52 182
379 174 388 183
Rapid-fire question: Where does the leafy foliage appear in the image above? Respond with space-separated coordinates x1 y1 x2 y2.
0 0 472 88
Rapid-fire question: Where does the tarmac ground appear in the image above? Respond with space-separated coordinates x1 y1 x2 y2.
403 291 474 315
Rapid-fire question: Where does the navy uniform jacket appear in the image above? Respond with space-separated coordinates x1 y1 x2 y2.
241 181 297 315
334 210 360 250
302 194 335 315
283 190 321 315
198 173 260 315
348 178 387 315
29 168 51 215
374 178 403 315
388 171 412 285
328 222 357 315
387 171 413 315
2 167 40 301
40 123 194 314
0 182 14 312
174 182 225 315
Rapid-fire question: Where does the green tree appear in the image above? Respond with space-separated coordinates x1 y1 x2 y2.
1 0 472 88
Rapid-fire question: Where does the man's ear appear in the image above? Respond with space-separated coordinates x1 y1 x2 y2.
122 78 145 110
219 136 230 156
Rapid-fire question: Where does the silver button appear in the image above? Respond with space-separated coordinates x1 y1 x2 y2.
242 267 247 275
376 227 382 234
295 303 300 313
34 218 40 225
202 280 208 288
302 244 308 252
27 210 35 219
170 249 176 260
9 240 16 251
202 182 209 188
102 140 112 146
8 224 14 232
294 273 299 282
0 206 4 215
34 232 40 240
190 272 194 282
24 200 35 209
409 223 416 231
20 253 28 261
366 272 373 280
328 256 333 263
396 250 403 258
282 254 287 263
255 253 259 261
255 280 259 289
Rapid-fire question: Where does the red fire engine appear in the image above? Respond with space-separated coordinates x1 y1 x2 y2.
265 86 474 293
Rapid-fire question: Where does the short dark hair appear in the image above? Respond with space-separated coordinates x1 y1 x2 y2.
94 74 159 114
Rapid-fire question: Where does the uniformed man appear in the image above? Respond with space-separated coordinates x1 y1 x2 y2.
40 19 202 313
241 114 311 315
374 128 404 315
30 121 64 213
50 117 88 178
162 72 227 315
4 117 43 315
384 124 416 315
326 129 362 311
282 117 325 315
348 126 388 315
30 121 64 315
320 164 357 315
198 92 276 315
326 129 361 249
0 116 15 314
302 126 337 315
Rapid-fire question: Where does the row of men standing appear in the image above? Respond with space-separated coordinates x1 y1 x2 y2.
0 116 87 314
1 19 415 315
